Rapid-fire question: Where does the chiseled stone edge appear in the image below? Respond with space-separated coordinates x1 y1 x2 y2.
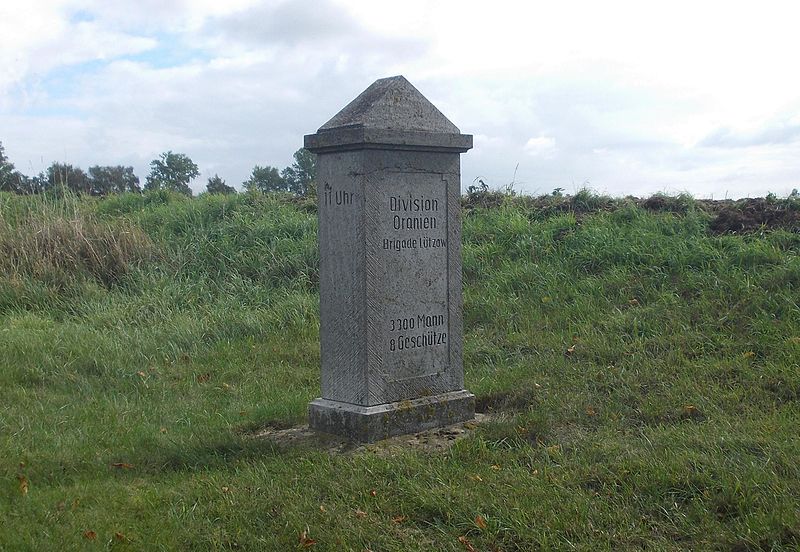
304 127 473 154
308 390 475 443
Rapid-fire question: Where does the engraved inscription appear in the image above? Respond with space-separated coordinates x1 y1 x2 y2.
382 237 446 251
389 194 439 212
378 174 449 384
389 331 447 352
388 313 447 352
386 193 440 243
383 191 443 246
323 182 355 206
389 314 445 331
393 215 436 230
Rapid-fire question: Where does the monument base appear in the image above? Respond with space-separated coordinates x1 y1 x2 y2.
308 390 475 443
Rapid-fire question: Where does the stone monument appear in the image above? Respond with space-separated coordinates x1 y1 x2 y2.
305 75 474 442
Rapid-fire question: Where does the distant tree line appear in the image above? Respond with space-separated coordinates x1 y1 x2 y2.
0 141 315 197
242 148 316 196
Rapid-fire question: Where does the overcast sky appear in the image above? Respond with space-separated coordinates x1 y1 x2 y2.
1 0 799 198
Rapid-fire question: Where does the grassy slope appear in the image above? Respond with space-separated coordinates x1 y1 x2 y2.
0 191 798 551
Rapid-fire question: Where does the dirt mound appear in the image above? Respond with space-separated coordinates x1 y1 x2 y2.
707 198 800 234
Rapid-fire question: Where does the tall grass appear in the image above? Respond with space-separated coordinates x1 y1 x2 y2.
0 192 157 290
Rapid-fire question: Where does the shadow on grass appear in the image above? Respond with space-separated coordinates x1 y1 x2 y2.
761 378 800 404
9 434 300 493
627 405 708 427
152 436 290 472
730 526 800 552
233 417 300 434
475 387 539 413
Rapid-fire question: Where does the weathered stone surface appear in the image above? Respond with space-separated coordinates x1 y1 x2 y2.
319 75 459 134
306 76 472 154
305 76 474 442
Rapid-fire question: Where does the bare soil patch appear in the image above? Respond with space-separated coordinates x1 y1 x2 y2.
253 414 490 454
705 198 800 234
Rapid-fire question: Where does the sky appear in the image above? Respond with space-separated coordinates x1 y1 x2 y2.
1 0 799 198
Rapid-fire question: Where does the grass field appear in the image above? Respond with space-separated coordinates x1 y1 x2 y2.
1 189 798 551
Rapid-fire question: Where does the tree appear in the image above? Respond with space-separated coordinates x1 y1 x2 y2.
144 151 199 196
206 174 236 195
88 166 141 195
281 148 316 196
47 163 90 194
0 141 19 193
23 173 47 195
0 142 35 194
243 165 287 193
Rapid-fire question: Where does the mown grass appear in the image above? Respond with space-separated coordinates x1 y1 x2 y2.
1 190 798 551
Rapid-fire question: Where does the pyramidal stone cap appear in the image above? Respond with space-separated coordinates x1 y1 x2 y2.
305 75 472 154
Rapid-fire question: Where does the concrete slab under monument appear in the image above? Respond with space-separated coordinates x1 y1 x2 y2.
308 390 475 443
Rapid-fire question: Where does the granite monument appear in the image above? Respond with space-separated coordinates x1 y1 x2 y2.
305 75 474 442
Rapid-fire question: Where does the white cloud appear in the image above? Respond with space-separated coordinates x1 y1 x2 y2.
699 121 800 149
524 136 556 159
1 0 799 198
